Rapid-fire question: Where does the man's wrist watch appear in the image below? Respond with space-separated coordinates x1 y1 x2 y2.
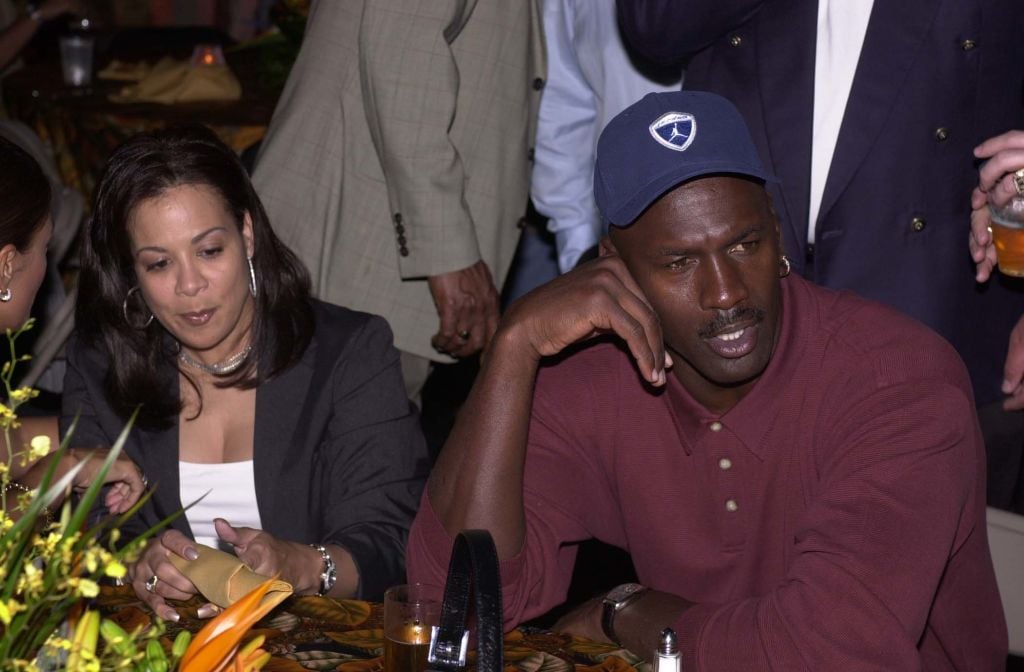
310 544 337 596
601 582 647 644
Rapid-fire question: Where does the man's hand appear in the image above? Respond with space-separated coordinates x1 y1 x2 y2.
552 597 608 643
501 254 671 386
428 260 500 358
1003 314 1024 411
971 130 1024 281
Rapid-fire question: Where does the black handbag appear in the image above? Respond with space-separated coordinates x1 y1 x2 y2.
426 530 504 672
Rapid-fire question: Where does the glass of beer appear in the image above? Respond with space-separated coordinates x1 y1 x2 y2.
991 197 1024 277
384 584 440 672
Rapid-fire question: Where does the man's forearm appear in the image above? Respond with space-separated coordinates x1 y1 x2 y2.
426 326 541 560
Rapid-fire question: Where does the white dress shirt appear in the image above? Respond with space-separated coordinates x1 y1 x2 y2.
180 459 263 554
808 0 875 243
530 0 682 272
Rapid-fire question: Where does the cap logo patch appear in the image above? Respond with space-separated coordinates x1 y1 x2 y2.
649 112 696 152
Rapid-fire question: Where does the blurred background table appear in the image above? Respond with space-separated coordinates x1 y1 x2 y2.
97 585 651 672
2 28 278 202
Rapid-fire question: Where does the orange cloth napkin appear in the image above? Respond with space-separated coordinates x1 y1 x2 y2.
168 544 293 609
110 56 242 104
97 59 151 81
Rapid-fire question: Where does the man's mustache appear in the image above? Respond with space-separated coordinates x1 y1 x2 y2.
698 306 765 339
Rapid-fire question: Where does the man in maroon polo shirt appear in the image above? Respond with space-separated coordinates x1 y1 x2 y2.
406 91 1007 670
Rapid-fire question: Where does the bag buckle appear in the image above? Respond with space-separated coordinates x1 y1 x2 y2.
427 625 469 669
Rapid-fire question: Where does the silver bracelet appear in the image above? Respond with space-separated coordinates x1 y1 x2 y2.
309 544 337 597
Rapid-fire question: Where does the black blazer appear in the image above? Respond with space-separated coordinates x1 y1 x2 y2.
620 0 1024 405
60 300 429 600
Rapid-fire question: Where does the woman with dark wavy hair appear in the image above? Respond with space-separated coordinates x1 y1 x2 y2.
0 134 143 512
64 125 426 621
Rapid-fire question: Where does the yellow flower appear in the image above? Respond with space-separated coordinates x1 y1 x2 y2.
10 387 39 403
76 579 100 599
0 599 24 626
28 434 50 460
104 560 128 580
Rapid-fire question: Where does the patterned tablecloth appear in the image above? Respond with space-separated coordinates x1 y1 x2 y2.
98 586 651 672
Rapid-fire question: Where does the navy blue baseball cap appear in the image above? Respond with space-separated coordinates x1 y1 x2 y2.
594 90 777 227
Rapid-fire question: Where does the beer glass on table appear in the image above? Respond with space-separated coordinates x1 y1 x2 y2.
384 584 440 672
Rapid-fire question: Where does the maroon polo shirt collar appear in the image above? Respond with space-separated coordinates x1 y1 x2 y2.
664 276 805 459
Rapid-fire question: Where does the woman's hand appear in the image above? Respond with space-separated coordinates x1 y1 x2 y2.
69 448 146 514
128 530 220 622
214 518 323 595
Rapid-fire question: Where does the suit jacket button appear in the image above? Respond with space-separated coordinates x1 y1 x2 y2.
532 77 545 91
393 212 403 225
729 35 743 47
399 246 410 257
961 39 977 51
395 223 405 235
397 234 407 245
911 217 926 232
934 127 949 141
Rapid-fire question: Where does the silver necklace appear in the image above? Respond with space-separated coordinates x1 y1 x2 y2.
178 344 253 375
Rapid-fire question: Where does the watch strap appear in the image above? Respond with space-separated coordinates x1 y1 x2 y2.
310 544 336 596
601 583 647 644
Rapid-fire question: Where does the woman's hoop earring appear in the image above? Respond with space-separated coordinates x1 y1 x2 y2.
779 255 791 278
0 288 12 303
122 286 154 329
247 257 257 298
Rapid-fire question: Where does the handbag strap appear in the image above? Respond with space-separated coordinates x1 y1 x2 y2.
427 529 503 672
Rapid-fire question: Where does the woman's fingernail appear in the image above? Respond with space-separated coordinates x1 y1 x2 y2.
185 547 199 561
164 610 180 622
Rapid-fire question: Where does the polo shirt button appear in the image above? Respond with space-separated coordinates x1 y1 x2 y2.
725 499 739 512
729 35 742 47
719 458 732 470
934 127 949 141
709 421 723 432
911 217 926 232
961 39 976 51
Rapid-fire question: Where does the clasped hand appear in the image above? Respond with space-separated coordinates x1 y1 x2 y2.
129 518 301 622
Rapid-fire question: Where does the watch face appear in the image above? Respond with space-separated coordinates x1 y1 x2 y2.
605 582 645 605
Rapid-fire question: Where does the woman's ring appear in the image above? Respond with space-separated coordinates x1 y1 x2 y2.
1014 168 1024 197
145 574 159 593
457 330 470 340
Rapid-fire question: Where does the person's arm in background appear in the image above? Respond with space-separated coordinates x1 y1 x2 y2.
969 129 1024 409
359 0 499 358
531 0 602 274
0 0 80 70
615 0 764 64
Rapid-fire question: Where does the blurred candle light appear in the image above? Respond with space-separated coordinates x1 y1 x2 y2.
190 44 225 68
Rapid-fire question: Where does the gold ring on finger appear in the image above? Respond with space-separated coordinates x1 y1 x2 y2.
1014 168 1024 197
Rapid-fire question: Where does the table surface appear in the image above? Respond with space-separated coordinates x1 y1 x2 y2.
98 586 652 672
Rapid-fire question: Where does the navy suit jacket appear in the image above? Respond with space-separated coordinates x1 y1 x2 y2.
61 301 428 600
620 0 1024 404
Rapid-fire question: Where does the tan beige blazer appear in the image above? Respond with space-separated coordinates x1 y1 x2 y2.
253 0 544 361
